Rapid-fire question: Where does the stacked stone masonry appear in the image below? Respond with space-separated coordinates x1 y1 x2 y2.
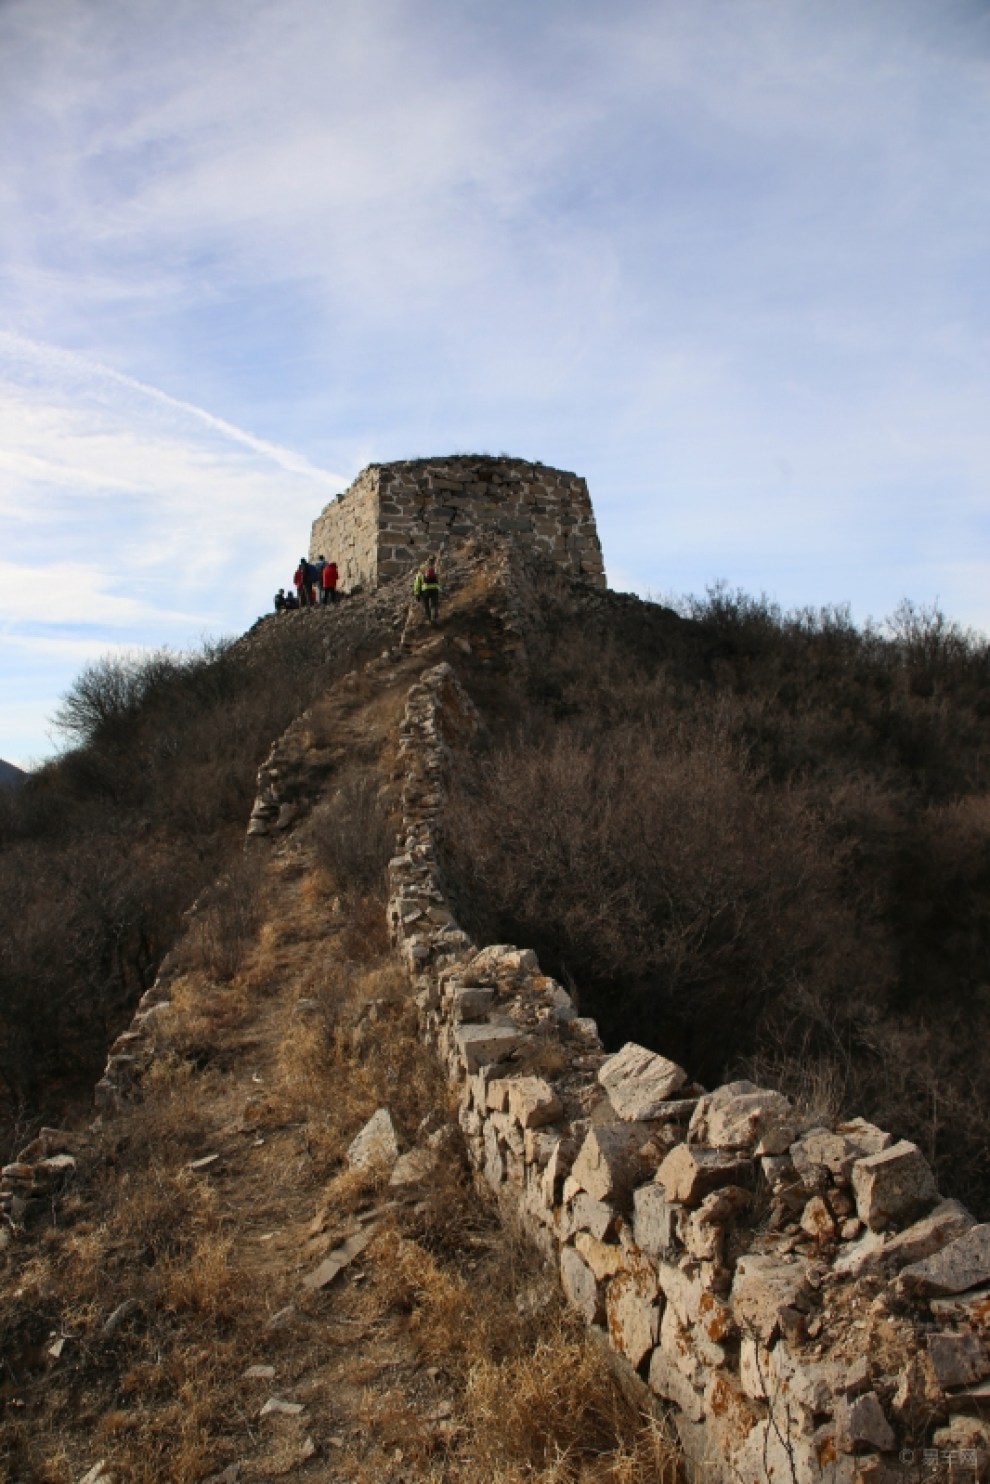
309 455 606 595
386 656 990 1484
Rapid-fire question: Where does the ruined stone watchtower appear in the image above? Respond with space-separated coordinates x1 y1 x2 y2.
309 455 606 593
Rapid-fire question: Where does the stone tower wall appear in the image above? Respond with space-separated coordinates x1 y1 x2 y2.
309 455 606 591
309 465 381 595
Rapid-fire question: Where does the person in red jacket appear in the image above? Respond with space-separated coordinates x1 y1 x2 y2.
293 560 310 607
321 559 340 605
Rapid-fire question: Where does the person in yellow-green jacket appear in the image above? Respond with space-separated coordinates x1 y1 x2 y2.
413 560 441 625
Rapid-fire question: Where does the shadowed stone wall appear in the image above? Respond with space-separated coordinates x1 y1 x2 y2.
309 455 606 593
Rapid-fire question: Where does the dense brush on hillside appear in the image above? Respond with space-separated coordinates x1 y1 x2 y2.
0 622 343 1151
4 549 989 1225
442 582 990 1217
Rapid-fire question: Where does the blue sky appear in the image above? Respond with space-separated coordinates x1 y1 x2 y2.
3 0 990 766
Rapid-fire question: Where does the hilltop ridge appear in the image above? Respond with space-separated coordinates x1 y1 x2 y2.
0 759 26 790
2 535 989 1478
4 534 990 1207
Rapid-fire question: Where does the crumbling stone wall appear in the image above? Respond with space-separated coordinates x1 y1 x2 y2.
8 538 989 1481
387 657 990 1483
309 455 606 594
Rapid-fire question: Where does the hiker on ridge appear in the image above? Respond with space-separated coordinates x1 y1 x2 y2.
321 559 339 605
293 559 310 607
413 559 441 625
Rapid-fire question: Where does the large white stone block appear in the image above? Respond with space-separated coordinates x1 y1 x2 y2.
598 1042 688 1121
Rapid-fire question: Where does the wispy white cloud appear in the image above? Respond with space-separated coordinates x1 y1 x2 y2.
0 329 347 598
2 0 990 761
0 320 348 761
2 633 162 662
0 560 191 628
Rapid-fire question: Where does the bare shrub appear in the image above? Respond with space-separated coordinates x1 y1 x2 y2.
52 649 181 746
187 852 266 981
0 831 195 1115
443 720 876 1081
445 583 990 1215
885 597 987 680
314 776 393 894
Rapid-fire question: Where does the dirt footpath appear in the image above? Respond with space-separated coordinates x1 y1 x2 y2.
0 645 680 1484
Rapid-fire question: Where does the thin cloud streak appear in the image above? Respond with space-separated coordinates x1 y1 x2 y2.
0 332 346 487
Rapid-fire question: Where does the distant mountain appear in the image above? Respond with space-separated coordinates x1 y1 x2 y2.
0 758 26 789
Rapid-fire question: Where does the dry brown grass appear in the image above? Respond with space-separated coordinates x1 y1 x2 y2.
157 1231 240 1318
355 1216 683 1484
461 1335 681 1483
270 962 450 1183
2 1153 263 1481
155 973 254 1068
0 598 686 1484
185 853 267 982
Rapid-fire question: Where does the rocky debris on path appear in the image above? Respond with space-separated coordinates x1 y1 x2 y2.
389 1146 444 1189
77 1463 114 1484
259 1397 305 1418
101 1298 142 1337
302 1230 372 1292
346 1108 400 1171
1 1127 88 1227
264 1304 298 1333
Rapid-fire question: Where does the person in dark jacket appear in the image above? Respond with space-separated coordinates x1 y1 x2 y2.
293 560 310 607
